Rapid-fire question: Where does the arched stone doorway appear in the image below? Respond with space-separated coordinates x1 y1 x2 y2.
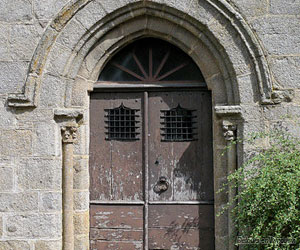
89 38 214 249
6 1 274 249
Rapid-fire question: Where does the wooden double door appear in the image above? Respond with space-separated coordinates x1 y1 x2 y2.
89 89 214 249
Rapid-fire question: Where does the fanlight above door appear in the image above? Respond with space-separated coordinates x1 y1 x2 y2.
98 38 206 84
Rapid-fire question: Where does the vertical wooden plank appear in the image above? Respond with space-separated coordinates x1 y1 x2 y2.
171 91 203 201
110 93 143 201
148 92 175 201
200 91 214 201
143 91 149 250
90 93 113 201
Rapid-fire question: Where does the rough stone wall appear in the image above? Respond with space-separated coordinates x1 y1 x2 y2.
0 1 67 249
229 0 300 135
0 0 299 250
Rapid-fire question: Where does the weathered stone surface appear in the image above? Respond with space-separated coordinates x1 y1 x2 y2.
241 105 263 121
71 78 89 107
6 214 61 238
15 108 53 122
17 158 61 191
39 192 62 212
150 0 190 13
0 241 30 250
242 121 268 140
74 212 89 235
206 74 228 104
56 19 87 50
0 108 17 128
10 24 43 60
0 193 38 212
29 27 58 75
287 106 300 120
75 1 106 30
188 0 219 26
0 25 10 60
237 74 258 104
33 122 58 157
215 236 229 250
74 235 89 250
73 157 89 190
97 0 128 14
74 125 89 155
74 191 89 211
0 167 14 191
0 130 32 156
270 56 300 89
251 16 300 55
39 74 66 108
0 0 32 22
35 240 62 250
271 90 294 104
0 216 2 237
263 105 289 121
215 204 229 237
208 16 252 76
270 120 300 138
270 0 300 15
0 62 29 94
33 0 70 20
46 42 73 77
228 0 268 18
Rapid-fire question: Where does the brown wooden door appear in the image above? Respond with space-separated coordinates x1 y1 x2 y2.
90 90 214 250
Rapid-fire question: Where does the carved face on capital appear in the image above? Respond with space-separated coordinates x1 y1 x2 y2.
62 126 78 143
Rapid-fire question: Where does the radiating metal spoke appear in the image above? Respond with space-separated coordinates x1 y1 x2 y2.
132 52 148 79
156 62 189 81
149 48 153 80
154 50 170 80
112 62 146 81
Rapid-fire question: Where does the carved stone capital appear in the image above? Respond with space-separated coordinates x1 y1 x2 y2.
222 121 237 141
62 126 78 143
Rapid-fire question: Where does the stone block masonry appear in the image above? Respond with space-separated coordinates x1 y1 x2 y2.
0 0 299 249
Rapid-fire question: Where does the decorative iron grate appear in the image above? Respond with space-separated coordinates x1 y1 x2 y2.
161 104 197 142
105 103 140 141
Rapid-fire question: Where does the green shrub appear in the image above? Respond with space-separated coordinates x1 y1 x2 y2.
222 129 300 250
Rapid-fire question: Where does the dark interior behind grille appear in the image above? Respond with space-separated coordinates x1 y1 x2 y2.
161 104 197 142
105 103 140 141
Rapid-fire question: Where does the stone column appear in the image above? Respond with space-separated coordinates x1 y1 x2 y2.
222 120 237 250
62 126 77 250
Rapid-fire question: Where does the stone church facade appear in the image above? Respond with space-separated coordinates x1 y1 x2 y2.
0 0 299 249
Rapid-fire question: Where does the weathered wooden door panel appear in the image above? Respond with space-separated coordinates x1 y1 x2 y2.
90 204 144 248
147 91 214 249
148 91 213 202
148 205 214 249
90 92 143 201
90 90 214 249
90 241 143 250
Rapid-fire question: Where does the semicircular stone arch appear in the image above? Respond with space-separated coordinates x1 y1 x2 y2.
7 0 273 108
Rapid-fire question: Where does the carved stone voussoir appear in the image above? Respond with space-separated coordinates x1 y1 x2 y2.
62 126 78 143
222 121 237 141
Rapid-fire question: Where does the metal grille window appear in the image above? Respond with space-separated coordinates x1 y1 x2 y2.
105 103 140 141
161 104 197 142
